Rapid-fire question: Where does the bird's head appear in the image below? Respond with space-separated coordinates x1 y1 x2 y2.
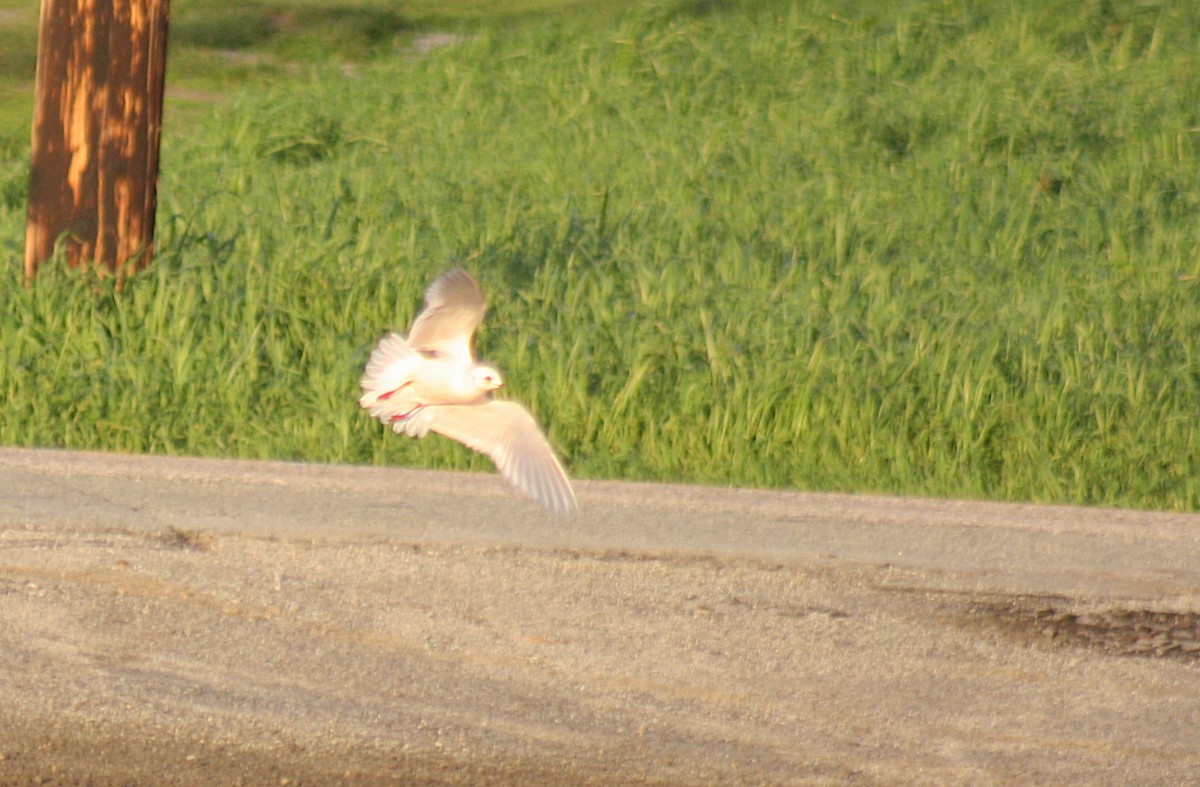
471 364 504 392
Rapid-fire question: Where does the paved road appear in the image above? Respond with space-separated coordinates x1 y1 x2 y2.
1 447 1198 785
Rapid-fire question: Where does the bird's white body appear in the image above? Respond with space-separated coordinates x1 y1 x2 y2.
359 268 578 514
360 333 499 424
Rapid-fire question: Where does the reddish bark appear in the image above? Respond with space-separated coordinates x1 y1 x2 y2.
24 0 169 278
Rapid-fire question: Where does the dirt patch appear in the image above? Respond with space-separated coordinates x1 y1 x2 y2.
962 596 1200 662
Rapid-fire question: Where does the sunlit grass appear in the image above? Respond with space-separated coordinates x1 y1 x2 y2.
2 0 1199 510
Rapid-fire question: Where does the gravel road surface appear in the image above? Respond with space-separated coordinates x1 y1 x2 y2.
1 447 1198 785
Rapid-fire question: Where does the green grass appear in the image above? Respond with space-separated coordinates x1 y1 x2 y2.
3 0 1200 510
0 0 655 137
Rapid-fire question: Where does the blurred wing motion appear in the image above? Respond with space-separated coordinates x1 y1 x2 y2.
406 267 487 362
358 332 420 420
416 401 578 515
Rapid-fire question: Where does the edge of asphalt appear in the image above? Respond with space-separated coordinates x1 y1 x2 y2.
3 445 1198 606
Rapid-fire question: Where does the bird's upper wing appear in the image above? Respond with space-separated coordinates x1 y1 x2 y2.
426 400 578 515
406 268 487 364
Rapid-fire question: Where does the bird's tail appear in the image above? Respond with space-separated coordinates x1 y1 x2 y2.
359 333 419 418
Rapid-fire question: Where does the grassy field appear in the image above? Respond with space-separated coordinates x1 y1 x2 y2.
2 0 1199 510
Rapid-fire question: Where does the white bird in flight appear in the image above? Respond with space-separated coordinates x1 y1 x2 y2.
359 268 578 514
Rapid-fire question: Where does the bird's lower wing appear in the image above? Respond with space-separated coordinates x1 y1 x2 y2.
359 333 419 419
426 400 578 515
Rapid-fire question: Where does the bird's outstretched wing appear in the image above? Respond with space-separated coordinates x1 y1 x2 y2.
406 267 487 364
423 400 578 515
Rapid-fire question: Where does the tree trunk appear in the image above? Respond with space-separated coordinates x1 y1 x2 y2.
24 0 170 279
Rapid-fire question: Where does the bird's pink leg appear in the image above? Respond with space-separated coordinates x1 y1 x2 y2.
376 381 412 401
389 403 424 423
